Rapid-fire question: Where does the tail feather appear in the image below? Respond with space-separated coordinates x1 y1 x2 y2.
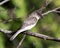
10 29 25 40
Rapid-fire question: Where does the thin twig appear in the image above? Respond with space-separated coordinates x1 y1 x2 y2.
0 0 9 5
17 34 26 48
54 11 60 13
42 7 60 16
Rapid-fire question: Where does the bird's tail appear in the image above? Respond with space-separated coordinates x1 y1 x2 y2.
10 29 25 40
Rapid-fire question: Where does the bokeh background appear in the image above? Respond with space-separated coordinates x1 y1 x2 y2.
0 0 60 48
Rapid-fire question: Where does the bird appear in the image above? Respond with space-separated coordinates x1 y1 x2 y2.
10 9 42 41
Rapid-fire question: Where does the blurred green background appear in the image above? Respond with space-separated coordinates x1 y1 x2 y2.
0 0 60 48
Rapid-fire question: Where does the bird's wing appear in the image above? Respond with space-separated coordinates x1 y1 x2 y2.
21 16 37 29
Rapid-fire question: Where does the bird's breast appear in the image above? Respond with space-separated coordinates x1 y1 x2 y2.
24 23 36 30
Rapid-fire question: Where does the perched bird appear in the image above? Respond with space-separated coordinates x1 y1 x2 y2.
10 9 42 40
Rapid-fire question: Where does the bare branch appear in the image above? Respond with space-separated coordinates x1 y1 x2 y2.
0 0 9 5
17 34 26 48
0 28 12 33
54 11 60 13
0 28 60 42
42 7 60 16
23 32 60 42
